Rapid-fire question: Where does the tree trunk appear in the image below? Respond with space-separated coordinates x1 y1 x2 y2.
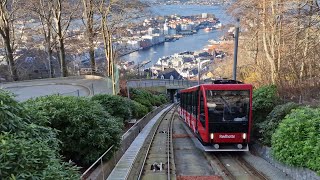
101 16 110 77
83 0 95 74
4 35 18 81
45 26 54 78
88 25 95 73
58 36 67 77
56 16 67 77
89 44 95 73
46 42 54 78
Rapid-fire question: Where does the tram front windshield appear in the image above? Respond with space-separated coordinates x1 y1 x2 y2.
206 90 250 122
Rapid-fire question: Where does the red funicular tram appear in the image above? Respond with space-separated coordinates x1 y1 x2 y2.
179 80 253 151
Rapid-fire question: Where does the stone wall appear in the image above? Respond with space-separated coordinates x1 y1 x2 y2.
252 144 320 180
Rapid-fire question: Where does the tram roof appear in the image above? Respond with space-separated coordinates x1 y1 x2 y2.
179 83 252 93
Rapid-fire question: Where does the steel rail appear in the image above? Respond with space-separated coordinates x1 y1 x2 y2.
211 153 236 180
137 105 176 180
167 105 177 180
234 155 268 180
212 152 268 180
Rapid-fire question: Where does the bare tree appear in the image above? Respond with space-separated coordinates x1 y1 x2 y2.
82 0 98 74
52 0 79 77
29 0 56 78
229 0 320 98
98 0 147 94
0 0 21 81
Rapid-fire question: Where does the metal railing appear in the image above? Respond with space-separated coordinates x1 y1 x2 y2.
80 145 114 180
80 105 168 180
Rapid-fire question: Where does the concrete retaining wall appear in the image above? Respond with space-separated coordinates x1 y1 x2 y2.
252 144 320 180
86 105 168 180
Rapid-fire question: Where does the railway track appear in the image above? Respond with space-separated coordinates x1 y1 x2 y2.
210 152 268 180
137 105 177 180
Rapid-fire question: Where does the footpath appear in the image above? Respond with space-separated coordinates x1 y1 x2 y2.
0 75 113 101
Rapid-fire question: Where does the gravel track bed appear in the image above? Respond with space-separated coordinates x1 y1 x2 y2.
139 107 176 180
173 115 217 177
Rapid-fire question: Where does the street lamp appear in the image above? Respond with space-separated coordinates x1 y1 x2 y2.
233 18 240 81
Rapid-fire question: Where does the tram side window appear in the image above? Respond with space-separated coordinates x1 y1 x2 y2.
184 93 186 110
181 93 184 109
192 91 197 116
191 91 194 115
188 93 191 113
199 91 206 128
194 91 198 117
180 93 182 107
181 93 183 109
185 93 188 111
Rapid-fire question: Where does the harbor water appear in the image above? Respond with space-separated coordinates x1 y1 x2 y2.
121 5 233 67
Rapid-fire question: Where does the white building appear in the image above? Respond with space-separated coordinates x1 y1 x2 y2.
164 23 169 35
181 24 193 31
127 40 140 50
202 13 208 19
148 28 155 35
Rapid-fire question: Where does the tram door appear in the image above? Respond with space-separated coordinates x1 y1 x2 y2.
198 90 207 142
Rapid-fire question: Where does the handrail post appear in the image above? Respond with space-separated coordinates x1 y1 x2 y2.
101 158 105 180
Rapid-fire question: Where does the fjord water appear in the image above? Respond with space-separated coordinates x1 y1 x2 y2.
121 5 233 67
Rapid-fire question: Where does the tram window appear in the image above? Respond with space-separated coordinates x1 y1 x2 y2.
184 93 186 110
195 91 198 117
180 93 183 108
190 92 192 114
206 90 250 122
188 93 191 113
199 91 206 128
182 93 184 109
182 93 185 109
184 93 186 109
191 92 195 115
186 93 189 112
189 92 192 113
191 92 194 115
187 93 189 112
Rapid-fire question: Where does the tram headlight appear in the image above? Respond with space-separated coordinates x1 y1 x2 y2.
242 133 247 140
210 133 214 140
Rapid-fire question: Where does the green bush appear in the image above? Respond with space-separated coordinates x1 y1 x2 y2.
0 90 27 132
130 101 149 119
158 94 169 104
259 102 299 146
271 107 320 174
130 89 167 111
252 85 279 136
134 97 153 111
24 95 123 167
92 94 132 122
0 133 79 180
0 90 79 179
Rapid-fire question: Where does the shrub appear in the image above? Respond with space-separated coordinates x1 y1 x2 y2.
0 90 79 179
130 88 167 111
252 85 279 136
259 102 299 146
0 90 27 132
153 95 162 106
0 133 79 180
24 95 123 167
92 94 132 122
271 107 320 174
158 94 169 104
130 101 149 119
